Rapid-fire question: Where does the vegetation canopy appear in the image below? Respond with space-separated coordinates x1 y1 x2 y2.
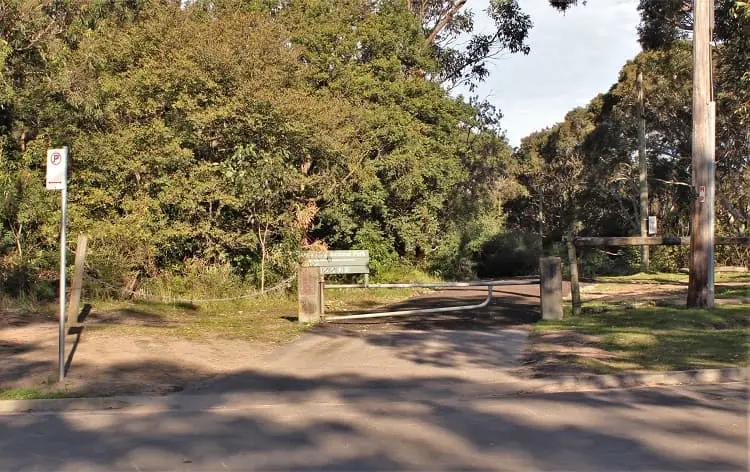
0 0 747 298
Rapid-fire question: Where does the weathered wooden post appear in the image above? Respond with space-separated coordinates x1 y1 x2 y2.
67 234 88 326
566 236 582 316
298 266 322 323
539 257 563 320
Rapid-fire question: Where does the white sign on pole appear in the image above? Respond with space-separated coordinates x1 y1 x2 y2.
46 148 68 190
47 146 69 381
648 216 657 236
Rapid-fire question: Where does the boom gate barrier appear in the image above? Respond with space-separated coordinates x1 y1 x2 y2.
299 251 558 322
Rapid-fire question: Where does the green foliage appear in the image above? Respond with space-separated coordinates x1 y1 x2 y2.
575 247 640 280
414 0 532 89
139 260 249 301
431 208 506 279
476 231 541 277
508 39 749 272
0 0 517 296
374 265 440 284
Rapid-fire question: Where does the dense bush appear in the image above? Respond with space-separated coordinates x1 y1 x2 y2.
0 0 514 295
476 231 542 277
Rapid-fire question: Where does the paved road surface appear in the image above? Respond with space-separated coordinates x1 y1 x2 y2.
0 384 746 471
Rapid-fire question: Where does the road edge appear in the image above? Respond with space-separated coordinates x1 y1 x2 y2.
527 366 749 394
0 367 747 414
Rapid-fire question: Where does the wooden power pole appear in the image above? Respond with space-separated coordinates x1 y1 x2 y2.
687 0 715 308
637 67 649 273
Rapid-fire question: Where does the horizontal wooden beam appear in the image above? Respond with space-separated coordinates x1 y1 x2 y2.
574 236 750 247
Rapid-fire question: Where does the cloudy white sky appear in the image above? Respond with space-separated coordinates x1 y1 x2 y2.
456 0 642 146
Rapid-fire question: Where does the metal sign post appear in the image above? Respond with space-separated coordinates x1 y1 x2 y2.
47 147 68 382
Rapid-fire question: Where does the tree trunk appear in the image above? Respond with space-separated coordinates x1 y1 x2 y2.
258 227 266 293
426 0 467 44
257 223 270 293
13 223 22 260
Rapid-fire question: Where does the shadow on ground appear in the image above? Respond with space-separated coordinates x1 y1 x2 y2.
326 284 544 331
0 362 747 471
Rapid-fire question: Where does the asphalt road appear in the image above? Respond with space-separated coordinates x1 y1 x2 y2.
0 383 747 471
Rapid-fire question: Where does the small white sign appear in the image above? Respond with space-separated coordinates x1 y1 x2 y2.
698 185 706 203
648 216 657 235
46 147 68 190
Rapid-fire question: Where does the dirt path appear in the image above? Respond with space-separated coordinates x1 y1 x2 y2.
2 281 550 396
0 323 270 395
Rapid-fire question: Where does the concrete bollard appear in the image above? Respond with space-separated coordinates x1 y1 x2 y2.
540 257 563 320
298 266 322 323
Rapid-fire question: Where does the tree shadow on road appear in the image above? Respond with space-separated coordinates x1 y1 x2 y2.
0 361 747 471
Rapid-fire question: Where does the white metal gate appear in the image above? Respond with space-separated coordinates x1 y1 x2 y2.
323 279 540 321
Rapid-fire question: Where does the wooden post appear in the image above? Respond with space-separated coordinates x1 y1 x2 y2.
67 234 88 326
566 238 581 316
637 66 650 273
707 101 716 306
298 266 322 323
688 0 714 308
539 257 563 320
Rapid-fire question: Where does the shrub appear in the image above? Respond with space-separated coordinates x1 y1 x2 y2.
476 231 542 277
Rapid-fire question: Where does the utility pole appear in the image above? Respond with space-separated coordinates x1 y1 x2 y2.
687 0 715 308
637 66 649 273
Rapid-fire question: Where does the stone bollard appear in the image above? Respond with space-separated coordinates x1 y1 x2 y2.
298 266 322 323
539 257 563 320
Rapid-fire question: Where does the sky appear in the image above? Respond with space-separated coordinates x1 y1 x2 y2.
455 0 642 146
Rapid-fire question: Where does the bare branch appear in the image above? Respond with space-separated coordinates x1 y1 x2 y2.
650 178 690 187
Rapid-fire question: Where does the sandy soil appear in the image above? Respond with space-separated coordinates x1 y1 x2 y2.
0 320 271 396
2 278 744 396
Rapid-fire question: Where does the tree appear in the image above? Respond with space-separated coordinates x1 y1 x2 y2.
508 40 748 273
1 0 520 294
408 0 532 89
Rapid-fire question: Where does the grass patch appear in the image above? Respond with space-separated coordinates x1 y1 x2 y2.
582 272 749 303
595 272 688 284
83 288 423 343
595 271 750 284
716 285 750 299
535 304 750 372
86 295 303 343
0 388 89 401
324 287 426 312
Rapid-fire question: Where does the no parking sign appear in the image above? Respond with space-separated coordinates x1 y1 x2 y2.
46 147 68 190
46 146 69 382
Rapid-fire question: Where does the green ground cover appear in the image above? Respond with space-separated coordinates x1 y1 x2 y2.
535 304 749 373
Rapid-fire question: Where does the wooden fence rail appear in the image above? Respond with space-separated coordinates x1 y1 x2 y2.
574 236 749 247
566 235 749 314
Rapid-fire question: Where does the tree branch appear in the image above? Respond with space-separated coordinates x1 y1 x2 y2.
650 178 690 187
426 0 467 44
717 190 747 223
